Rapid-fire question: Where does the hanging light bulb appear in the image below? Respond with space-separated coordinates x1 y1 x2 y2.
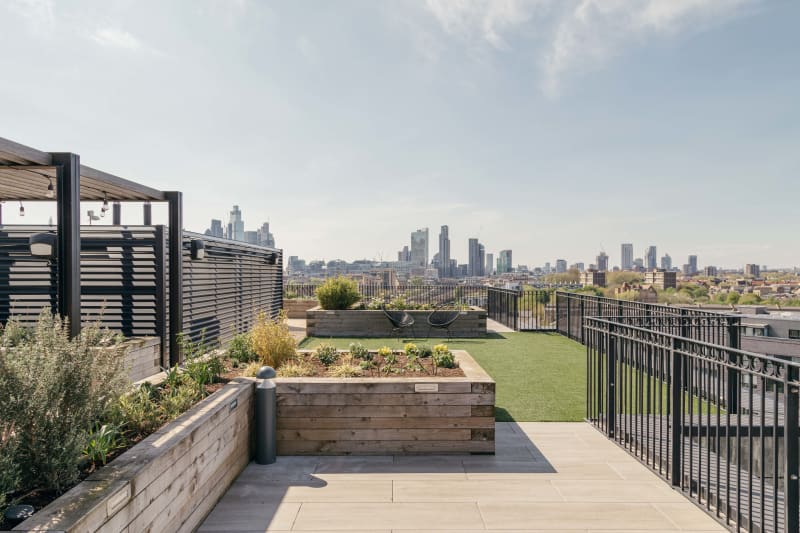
19 201 25 217
101 193 109 213
46 177 55 199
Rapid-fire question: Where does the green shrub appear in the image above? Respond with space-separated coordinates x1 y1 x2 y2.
316 276 361 310
432 344 456 369
349 342 371 360
0 438 18 515
418 345 433 358
377 346 393 358
329 357 362 378
316 343 339 366
251 311 296 368
112 383 162 439
0 311 130 494
228 333 256 363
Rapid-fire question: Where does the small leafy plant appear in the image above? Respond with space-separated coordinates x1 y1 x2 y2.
316 343 340 366
329 356 362 378
277 357 314 377
404 343 419 357
83 424 125 467
377 346 393 358
251 311 297 368
349 342 372 360
228 333 256 363
432 344 456 369
418 345 433 358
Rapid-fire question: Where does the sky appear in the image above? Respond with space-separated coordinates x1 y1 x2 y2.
1 0 798 270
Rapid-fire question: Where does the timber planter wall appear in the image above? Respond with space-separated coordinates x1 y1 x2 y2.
123 337 161 382
276 350 495 455
283 298 318 319
306 306 487 338
15 379 255 533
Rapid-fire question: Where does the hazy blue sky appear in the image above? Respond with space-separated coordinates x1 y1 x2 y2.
1 0 798 269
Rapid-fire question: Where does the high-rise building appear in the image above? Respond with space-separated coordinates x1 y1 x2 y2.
645 246 657 270
688 255 698 275
398 246 410 262
410 228 429 267
745 264 761 278
467 238 485 277
438 225 451 277
205 219 224 238
596 251 609 272
485 253 494 276
498 250 513 274
621 243 633 271
478 244 485 277
581 269 606 287
704 266 718 277
227 205 245 241
258 222 275 248
243 230 259 244
660 254 672 271
555 259 567 273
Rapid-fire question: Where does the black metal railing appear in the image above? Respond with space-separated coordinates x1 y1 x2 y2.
586 316 799 532
556 291 740 347
486 287 557 331
285 282 487 308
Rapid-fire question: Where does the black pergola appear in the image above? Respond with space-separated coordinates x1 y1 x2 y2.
0 136 183 363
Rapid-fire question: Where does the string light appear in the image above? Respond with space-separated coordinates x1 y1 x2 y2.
46 177 55 199
19 201 25 217
101 193 109 217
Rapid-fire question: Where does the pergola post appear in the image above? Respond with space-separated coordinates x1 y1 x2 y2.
112 202 121 225
51 152 81 338
166 191 183 365
143 201 152 225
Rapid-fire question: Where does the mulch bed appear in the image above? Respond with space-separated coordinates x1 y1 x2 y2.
293 352 465 378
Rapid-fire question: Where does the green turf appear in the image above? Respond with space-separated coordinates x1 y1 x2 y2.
298 332 587 422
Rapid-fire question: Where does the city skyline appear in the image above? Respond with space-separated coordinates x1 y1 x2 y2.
1 1 798 268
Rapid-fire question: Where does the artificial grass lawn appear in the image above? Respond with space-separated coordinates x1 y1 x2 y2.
298 332 586 422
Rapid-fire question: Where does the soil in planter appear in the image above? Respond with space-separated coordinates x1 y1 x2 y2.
293 352 465 378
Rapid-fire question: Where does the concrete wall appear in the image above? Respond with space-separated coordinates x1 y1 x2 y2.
306 307 487 338
275 350 495 455
16 379 255 533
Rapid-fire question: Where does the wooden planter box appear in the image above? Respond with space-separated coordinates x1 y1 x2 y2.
276 350 495 455
16 379 255 533
306 306 487 338
282 298 318 318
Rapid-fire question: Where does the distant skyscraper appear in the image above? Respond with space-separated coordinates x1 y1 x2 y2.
688 255 698 275
498 250 513 274
745 264 760 278
555 259 567 273
243 230 259 245
258 222 275 248
660 254 672 271
410 228 429 267
645 246 657 270
621 243 633 270
205 219 224 238
398 245 410 262
478 244 485 277
438 225 451 277
485 253 494 276
596 251 609 272
227 205 245 241
468 238 481 277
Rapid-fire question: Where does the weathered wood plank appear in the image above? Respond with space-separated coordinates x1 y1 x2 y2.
276 380 473 394
277 439 495 455
277 405 473 418
277 428 471 441
277 416 495 429
277 393 494 406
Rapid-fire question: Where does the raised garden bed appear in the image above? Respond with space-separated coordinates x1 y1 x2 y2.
276 349 495 455
282 298 317 319
306 306 487 338
14 378 255 533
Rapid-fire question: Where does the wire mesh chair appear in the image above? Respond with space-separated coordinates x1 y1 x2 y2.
426 306 462 341
381 304 416 341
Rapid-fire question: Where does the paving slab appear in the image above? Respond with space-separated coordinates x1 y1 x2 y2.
199 422 727 532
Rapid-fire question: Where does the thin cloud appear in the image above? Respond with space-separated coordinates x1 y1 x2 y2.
5 0 55 35
90 26 165 56
421 0 757 97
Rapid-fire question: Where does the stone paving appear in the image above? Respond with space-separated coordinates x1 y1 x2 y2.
199 422 727 532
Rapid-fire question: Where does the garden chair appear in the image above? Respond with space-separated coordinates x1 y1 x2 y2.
426 306 461 341
381 304 416 341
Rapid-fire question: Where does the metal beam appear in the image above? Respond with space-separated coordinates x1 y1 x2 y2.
51 152 81 338
166 191 183 365
143 202 152 225
112 202 121 225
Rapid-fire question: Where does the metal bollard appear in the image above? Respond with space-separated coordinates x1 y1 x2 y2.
255 366 277 465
